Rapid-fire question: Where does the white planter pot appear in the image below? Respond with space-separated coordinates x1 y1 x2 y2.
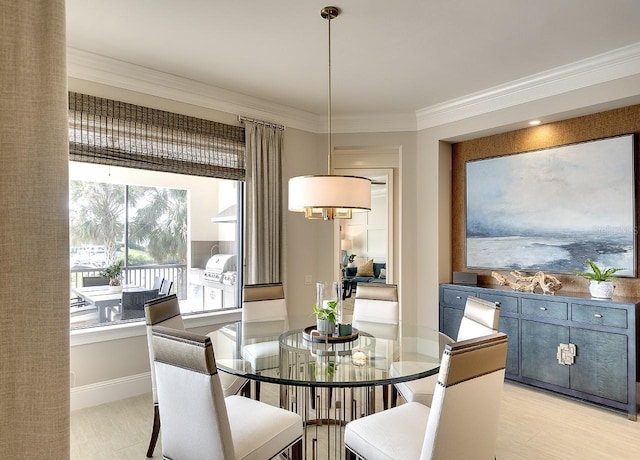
108 284 123 293
316 319 335 336
589 280 615 299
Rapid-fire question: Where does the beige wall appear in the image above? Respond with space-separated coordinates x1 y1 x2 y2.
67 78 417 392
451 105 640 296
416 73 640 332
68 69 640 401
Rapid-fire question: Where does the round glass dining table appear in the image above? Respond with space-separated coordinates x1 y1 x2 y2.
208 321 453 460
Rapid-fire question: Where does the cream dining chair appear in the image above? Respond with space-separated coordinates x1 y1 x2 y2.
143 294 248 457
152 326 303 460
352 283 399 410
241 282 289 401
391 295 500 407
345 332 508 460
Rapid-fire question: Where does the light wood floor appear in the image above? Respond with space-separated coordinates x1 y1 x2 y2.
71 381 640 459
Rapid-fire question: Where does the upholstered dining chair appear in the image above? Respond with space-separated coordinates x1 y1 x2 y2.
152 326 303 460
241 282 289 401
143 294 249 458
351 283 399 410
345 332 508 460
391 295 500 407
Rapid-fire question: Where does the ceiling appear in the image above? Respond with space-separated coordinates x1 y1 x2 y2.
66 0 640 130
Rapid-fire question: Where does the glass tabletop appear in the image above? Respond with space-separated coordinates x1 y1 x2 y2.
208 321 453 388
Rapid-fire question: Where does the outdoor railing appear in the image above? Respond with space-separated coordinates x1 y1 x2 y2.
70 264 187 299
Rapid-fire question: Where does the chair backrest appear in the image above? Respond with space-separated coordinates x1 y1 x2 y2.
152 276 164 290
242 283 288 337
145 294 185 404
421 332 508 460
82 276 109 287
457 296 500 341
159 279 173 296
152 326 235 460
353 284 399 338
121 289 159 320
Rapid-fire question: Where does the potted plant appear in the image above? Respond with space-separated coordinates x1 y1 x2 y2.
574 259 623 299
313 300 338 336
100 259 124 292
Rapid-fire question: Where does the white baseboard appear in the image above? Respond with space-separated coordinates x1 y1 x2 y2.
71 372 151 411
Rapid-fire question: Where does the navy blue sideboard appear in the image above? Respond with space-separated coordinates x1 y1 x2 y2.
439 283 639 420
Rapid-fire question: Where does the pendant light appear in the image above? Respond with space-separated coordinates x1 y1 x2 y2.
288 6 371 220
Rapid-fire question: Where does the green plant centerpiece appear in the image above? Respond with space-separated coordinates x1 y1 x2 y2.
574 258 623 299
313 300 338 336
100 259 124 288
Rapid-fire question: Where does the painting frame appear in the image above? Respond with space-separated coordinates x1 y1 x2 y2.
465 133 637 277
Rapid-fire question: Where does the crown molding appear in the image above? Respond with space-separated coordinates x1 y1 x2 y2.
416 42 640 131
68 43 640 135
67 48 418 133
67 47 322 133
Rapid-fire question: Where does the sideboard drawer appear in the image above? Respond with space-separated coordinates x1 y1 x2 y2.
442 287 475 308
521 298 567 320
478 292 518 313
572 303 628 329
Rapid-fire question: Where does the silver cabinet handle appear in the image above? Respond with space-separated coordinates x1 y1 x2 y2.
594 313 603 318
539 307 547 311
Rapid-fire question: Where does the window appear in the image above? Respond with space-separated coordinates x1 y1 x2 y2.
70 162 242 328
68 92 245 329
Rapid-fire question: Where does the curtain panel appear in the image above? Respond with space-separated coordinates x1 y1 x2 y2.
0 0 70 457
244 121 284 284
68 92 246 179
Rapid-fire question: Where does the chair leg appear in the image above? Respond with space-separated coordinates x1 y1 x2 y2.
311 387 316 409
255 380 261 401
382 384 389 410
391 385 398 407
146 404 160 457
241 380 251 398
291 438 303 460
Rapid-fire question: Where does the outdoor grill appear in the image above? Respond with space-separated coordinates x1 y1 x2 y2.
203 254 237 286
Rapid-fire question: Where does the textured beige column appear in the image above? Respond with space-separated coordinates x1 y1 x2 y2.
0 0 70 458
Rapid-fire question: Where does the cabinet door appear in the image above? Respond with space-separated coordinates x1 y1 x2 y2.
521 320 569 387
441 306 463 340
570 327 628 403
499 316 519 375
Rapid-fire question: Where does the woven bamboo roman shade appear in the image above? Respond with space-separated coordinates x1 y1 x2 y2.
68 92 246 179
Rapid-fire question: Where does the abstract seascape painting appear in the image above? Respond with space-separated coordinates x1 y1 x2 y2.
465 134 636 276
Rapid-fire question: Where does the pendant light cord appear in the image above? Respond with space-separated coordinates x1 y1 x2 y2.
327 12 333 175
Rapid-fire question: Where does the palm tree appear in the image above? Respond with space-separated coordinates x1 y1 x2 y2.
70 181 126 266
129 187 187 264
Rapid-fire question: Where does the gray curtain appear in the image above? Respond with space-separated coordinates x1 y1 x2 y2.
0 0 70 457
244 121 284 284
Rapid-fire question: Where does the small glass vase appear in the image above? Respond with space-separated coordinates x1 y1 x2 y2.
315 281 343 335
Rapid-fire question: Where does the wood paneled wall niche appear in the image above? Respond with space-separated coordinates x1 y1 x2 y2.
451 105 640 297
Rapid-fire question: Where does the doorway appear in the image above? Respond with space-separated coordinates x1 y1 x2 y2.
335 168 394 284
